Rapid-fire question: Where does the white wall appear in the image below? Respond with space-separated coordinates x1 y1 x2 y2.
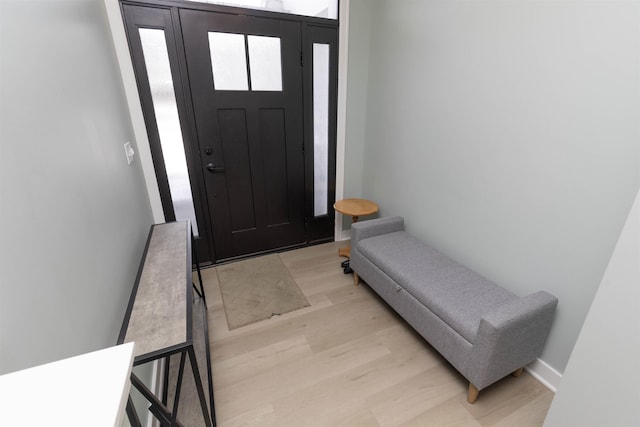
0 0 154 374
544 188 640 426
346 0 640 373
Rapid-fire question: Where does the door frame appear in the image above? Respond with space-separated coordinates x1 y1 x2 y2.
102 0 351 248
115 0 343 264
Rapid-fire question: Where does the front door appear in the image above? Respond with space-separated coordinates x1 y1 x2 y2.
121 1 338 264
180 11 305 260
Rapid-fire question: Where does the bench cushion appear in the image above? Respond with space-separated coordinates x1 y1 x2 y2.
356 231 517 343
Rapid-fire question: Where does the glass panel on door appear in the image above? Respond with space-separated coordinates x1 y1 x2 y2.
208 32 249 90
247 35 283 91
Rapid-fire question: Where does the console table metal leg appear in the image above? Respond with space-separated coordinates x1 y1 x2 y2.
188 346 213 427
162 356 170 406
126 396 142 427
202 303 216 427
171 352 187 421
131 372 184 427
193 283 203 298
191 227 206 304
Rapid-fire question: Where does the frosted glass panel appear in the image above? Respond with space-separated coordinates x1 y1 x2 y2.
313 43 330 217
189 0 338 19
208 32 249 90
247 36 282 91
139 28 199 236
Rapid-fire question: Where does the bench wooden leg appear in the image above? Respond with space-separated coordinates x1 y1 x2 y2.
512 367 524 377
354 272 360 286
468 383 480 404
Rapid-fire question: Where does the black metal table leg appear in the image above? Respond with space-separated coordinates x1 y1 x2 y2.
131 373 184 427
162 355 171 406
171 352 187 422
191 227 206 304
188 346 213 427
126 396 142 427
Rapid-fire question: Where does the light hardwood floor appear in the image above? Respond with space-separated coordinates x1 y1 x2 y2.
202 242 553 427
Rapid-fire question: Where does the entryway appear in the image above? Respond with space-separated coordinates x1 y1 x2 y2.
121 1 338 264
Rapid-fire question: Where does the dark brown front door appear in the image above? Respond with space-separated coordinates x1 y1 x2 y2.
180 10 306 261
121 1 338 264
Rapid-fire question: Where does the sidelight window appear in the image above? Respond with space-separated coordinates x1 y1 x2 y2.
313 43 330 217
139 28 200 236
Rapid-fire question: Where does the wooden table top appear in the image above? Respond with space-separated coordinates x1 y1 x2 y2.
334 198 379 217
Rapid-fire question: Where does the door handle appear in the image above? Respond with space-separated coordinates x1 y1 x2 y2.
206 162 225 173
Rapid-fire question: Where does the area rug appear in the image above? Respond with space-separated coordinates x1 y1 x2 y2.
217 254 310 330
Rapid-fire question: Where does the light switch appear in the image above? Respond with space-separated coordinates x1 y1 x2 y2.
124 141 135 165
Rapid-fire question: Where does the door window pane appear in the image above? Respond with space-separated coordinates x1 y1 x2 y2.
208 32 249 90
313 43 330 217
247 36 282 91
139 28 200 236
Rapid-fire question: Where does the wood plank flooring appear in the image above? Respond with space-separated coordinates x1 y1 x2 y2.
202 242 553 426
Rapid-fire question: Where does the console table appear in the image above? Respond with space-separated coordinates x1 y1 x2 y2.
118 221 215 427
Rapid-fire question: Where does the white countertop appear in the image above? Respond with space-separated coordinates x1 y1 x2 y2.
0 342 135 426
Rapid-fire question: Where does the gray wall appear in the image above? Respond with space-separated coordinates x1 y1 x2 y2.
342 0 373 200
0 0 153 374
346 0 640 372
543 188 640 426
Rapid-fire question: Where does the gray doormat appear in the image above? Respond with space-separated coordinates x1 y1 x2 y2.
217 254 310 330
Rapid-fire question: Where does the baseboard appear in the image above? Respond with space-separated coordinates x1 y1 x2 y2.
525 358 563 393
336 229 351 242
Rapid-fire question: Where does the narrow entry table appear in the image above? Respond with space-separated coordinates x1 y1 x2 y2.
118 221 214 427
334 198 379 273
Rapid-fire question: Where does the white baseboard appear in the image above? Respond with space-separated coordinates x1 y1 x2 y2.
526 358 563 393
336 229 351 242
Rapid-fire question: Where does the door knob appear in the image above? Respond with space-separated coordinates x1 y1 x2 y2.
206 162 225 173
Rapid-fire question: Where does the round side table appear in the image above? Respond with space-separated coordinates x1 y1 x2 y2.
334 198 379 273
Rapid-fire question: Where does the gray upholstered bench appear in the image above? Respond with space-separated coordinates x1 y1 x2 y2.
349 216 557 403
